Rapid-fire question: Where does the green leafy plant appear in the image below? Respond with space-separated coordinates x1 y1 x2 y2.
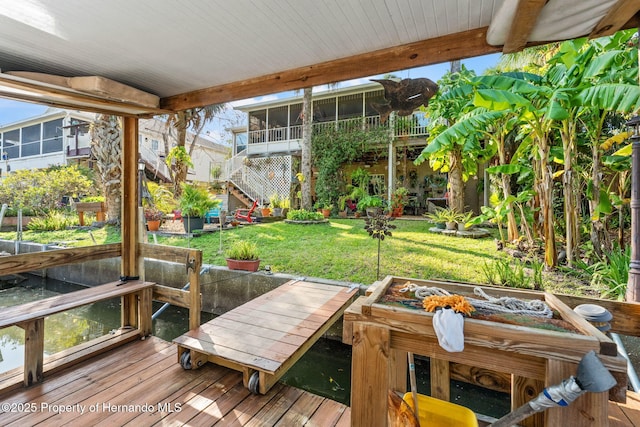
390 187 409 209
225 240 259 260
269 193 283 208
575 244 630 300
27 211 78 231
356 195 384 212
178 183 219 217
481 258 531 289
286 209 325 221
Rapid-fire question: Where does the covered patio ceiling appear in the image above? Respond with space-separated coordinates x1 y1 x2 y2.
0 0 637 116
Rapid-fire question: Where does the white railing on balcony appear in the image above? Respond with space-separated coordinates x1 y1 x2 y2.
246 114 427 147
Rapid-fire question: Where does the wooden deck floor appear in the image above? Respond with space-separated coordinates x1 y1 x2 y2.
0 336 350 426
2 335 640 426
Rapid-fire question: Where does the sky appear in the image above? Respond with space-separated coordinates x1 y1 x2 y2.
0 53 500 145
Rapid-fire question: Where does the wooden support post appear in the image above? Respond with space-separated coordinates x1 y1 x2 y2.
188 249 202 330
21 319 44 386
120 116 140 329
350 323 389 427
512 375 544 427
138 288 153 337
545 359 608 426
430 357 450 400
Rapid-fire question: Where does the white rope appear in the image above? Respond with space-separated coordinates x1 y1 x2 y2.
399 282 553 318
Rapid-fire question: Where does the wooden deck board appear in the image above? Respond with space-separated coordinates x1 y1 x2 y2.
174 280 358 393
0 337 350 427
2 335 639 426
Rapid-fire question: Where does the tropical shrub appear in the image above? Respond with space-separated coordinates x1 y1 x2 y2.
27 211 78 231
286 209 324 221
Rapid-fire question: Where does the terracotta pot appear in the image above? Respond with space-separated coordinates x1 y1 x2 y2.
261 208 271 217
322 209 331 218
146 220 161 231
226 258 261 272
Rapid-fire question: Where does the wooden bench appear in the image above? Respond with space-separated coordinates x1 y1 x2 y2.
0 279 155 388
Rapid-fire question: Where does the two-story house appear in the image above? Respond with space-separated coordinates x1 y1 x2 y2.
226 82 483 214
0 108 230 189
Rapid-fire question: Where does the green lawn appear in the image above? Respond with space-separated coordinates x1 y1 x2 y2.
0 218 598 294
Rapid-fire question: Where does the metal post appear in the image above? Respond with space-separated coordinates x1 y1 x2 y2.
626 116 640 302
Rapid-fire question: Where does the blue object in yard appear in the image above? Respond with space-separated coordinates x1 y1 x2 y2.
205 206 223 223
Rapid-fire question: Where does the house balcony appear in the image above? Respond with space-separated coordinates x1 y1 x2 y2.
245 114 428 157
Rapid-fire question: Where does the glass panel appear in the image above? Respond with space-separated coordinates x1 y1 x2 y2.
43 119 63 139
43 136 63 154
236 132 247 154
21 124 41 156
22 124 40 143
3 129 19 159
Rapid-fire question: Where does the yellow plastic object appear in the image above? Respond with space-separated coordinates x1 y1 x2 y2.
402 392 478 427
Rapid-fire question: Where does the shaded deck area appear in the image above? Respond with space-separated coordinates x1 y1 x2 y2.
0 336 350 426
2 334 640 425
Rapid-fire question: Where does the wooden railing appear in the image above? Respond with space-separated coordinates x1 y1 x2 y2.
0 243 203 392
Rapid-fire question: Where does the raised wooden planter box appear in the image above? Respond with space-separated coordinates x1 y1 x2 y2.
75 202 106 225
344 275 628 427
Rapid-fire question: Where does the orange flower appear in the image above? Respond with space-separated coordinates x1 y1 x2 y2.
423 295 474 316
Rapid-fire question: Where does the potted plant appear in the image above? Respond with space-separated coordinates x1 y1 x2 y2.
225 240 260 272
457 211 474 231
441 208 463 230
390 187 409 217
357 195 384 217
338 194 349 218
144 206 164 231
269 193 284 217
321 202 333 218
424 207 448 229
260 204 271 217
178 183 219 233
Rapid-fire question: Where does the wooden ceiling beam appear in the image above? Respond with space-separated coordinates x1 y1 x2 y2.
590 0 640 39
160 27 501 112
502 0 548 54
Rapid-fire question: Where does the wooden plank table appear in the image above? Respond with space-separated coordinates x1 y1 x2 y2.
343 276 628 427
174 279 358 394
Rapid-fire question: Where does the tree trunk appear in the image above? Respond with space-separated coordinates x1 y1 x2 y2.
448 147 464 213
537 139 557 269
562 120 580 267
301 87 313 210
497 134 519 241
90 114 122 223
589 137 609 257
172 112 189 198
500 174 519 242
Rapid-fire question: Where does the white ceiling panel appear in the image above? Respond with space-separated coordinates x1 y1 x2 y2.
0 0 634 113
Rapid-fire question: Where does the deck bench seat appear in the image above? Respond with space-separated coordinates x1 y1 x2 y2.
0 279 155 387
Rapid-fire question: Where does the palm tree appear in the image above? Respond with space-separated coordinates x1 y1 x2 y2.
90 114 122 222
301 87 312 210
416 65 478 214
165 105 225 197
